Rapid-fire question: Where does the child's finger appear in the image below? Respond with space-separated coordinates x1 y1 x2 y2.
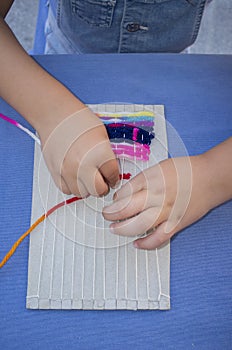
109 207 164 237
113 172 146 201
100 158 120 189
52 174 71 195
82 168 109 197
133 221 175 250
60 176 71 195
68 177 89 198
103 190 158 221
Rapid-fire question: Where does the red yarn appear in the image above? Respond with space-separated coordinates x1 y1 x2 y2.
119 173 131 180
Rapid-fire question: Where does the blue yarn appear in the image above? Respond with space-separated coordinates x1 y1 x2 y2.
105 124 154 145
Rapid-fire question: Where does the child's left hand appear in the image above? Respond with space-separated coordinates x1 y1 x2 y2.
103 155 213 249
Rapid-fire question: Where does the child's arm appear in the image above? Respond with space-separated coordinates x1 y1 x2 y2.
103 137 232 249
0 11 119 196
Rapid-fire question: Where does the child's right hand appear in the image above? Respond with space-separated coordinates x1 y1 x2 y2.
38 107 119 197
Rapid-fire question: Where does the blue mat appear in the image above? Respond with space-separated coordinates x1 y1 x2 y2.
0 53 231 350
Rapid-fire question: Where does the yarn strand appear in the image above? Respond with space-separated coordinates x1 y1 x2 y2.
0 197 81 269
0 214 46 269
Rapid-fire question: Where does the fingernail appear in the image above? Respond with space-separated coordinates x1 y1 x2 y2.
133 241 139 248
109 225 115 234
99 186 110 197
103 204 115 214
111 179 120 189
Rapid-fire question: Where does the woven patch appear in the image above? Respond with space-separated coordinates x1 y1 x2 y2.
99 111 155 161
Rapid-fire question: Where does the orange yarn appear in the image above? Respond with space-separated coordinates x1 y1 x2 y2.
0 197 81 269
0 214 46 269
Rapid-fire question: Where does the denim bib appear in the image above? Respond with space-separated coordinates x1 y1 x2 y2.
49 0 206 53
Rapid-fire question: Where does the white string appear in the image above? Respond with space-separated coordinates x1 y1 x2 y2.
72 197 78 305
81 194 86 303
156 249 162 302
142 104 150 303
154 105 163 304
144 109 150 302
102 187 106 302
18 124 41 145
70 200 76 305
60 201 66 304
37 172 51 300
48 187 59 303
160 293 170 299
92 197 97 301
122 157 128 301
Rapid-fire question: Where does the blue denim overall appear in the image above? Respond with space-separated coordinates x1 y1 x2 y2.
45 0 206 54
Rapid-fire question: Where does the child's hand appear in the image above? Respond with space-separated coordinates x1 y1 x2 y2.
39 107 119 197
103 155 214 249
0 16 119 197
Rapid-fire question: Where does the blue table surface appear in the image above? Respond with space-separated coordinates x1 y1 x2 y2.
0 54 231 350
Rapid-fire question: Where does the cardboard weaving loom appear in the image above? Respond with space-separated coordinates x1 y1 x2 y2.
27 104 170 310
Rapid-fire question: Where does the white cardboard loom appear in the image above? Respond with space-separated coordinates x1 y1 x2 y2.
27 104 170 310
